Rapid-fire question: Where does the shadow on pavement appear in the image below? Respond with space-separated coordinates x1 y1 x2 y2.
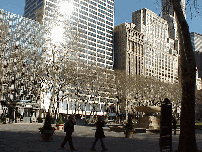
0 129 201 152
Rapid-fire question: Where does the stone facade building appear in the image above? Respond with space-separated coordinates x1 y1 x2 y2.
114 23 144 76
132 8 179 83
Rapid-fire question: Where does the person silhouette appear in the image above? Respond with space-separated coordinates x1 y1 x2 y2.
61 115 76 150
90 116 108 151
172 116 177 135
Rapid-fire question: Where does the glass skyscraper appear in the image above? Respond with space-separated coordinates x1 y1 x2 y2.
24 0 114 69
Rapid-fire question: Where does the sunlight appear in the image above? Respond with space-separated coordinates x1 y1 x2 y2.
58 0 74 17
51 25 64 44
50 0 74 45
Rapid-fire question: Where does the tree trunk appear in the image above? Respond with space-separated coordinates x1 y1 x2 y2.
171 0 197 151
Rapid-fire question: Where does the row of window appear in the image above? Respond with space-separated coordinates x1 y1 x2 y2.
98 0 106 6
46 1 56 8
85 17 95 24
89 4 97 11
80 9 88 16
89 8 97 15
81 1 88 7
79 52 112 64
68 102 104 111
24 1 44 17
25 0 42 14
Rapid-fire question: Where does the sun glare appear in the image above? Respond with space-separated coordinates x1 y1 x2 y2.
51 25 64 44
50 1 74 45
58 0 74 17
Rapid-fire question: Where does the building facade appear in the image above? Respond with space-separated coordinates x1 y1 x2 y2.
0 9 45 122
132 8 179 83
0 7 117 121
114 23 144 76
161 0 185 45
190 32 202 53
23 0 116 118
196 68 202 90
24 0 114 70
23 0 118 120
191 32 202 79
114 9 181 119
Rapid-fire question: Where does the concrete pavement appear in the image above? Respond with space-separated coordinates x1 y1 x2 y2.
0 123 202 152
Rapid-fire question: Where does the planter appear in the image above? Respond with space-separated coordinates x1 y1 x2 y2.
39 128 55 142
124 131 133 138
56 124 59 130
3 118 9 124
57 124 64 130
135 128 146 133
110 126 124 132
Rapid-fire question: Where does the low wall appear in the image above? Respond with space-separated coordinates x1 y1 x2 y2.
23 117 31 123
76 119 87 126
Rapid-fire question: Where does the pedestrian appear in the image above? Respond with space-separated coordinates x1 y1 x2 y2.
90 116 108 151
61 115 76 150
172 116 177 135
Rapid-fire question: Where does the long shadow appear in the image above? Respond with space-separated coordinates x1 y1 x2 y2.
0 130 201 152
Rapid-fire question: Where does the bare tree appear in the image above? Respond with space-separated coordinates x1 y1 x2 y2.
170 0 198 151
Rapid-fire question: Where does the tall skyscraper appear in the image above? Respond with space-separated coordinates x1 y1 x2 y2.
23 0 116 117
24 0 114 70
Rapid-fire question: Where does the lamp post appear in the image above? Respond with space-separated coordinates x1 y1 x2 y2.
85 100 87 120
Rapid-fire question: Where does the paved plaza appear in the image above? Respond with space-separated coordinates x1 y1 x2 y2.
0 123 202 152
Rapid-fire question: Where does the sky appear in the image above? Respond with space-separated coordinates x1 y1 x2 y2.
0 0 202 34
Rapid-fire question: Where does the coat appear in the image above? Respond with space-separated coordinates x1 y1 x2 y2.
95 121 105 138
64 120 75 134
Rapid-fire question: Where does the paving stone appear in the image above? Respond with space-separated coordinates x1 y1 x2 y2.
0 123 201 152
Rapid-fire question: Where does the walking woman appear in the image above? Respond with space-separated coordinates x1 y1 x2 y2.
90 116 108 151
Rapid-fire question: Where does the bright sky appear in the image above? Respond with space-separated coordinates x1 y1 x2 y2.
0 0 202 34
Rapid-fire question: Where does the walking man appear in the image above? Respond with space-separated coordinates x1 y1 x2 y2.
61 115 76 150
172 116 177 135
90 116 108 151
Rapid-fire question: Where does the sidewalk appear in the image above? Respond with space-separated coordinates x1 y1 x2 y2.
0 123 202 152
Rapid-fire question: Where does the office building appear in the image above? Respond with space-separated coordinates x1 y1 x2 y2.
190 32 202 53
0 7 117 121
132 8 179 83
196 68 202 90
23 0 117 118
190 32 202 79
114 23 145 76
24 0 114 70
194 51 202 79
114 9 180 119
0 9 45 122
